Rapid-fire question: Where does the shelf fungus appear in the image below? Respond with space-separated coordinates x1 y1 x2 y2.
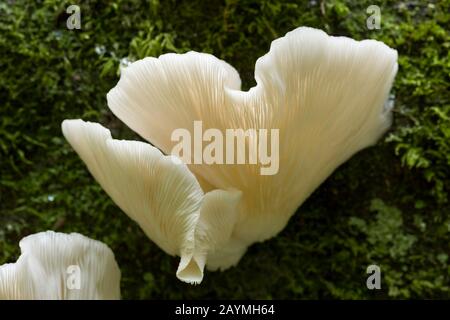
62 27 398 284
0 231 120 299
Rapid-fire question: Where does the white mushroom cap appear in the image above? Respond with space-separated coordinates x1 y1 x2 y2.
106 26 398 268
62 120 241 284
0 231 120 300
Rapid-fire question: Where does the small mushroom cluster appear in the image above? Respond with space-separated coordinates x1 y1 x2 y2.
0 27 397 298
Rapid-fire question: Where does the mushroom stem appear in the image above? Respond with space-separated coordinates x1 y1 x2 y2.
206 237 248 271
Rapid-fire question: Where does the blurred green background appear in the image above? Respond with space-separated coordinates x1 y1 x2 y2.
0 0 449 299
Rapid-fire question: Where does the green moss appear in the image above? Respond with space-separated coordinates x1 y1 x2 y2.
0 0 449 299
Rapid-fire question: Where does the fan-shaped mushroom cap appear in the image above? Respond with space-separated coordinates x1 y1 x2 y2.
0 231 120 300
106 26 398 267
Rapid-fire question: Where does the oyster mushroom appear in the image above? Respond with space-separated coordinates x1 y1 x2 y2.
63 26 398 282
0 231 120 299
